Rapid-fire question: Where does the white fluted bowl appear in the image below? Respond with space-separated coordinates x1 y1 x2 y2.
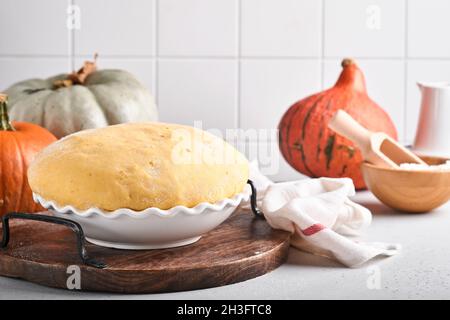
33 189 250 250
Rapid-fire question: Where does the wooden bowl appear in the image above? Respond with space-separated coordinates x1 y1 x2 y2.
361 156 450 213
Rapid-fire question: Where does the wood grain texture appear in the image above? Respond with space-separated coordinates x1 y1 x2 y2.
0 210 291 293
362 156 450 213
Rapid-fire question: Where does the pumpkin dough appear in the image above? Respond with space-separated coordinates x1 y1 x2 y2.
28 123 249 211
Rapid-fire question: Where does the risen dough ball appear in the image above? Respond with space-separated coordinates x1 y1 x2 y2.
28 122 249 211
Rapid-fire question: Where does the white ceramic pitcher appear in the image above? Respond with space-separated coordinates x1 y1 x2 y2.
413 82 450 157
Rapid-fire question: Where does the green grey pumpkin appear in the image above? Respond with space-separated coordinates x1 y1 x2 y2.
4 58 158 138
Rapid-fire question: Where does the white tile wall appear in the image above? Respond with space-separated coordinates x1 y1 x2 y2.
324 0 405 58
240 59 321 130
408 0 450 58
1 0 450 181
233 139 307 181
158 59 238 131
74 0 155 56
241 0 321 57
158 0 238 56
0 0 69 56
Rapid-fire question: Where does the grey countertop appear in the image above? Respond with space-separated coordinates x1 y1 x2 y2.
1 191 450 300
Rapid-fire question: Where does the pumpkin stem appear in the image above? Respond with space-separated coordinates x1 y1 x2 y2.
341 58 355 68
0 94 15 131
335 58 367 93
53 53 98 89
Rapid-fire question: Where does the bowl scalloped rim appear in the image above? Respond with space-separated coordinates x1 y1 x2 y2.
33 188 251 220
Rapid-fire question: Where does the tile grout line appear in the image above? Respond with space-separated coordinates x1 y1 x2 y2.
320 0 325 90
3 54 450 61
154 0 159 105
403 0 409 145
69 0 75 72
236 0 241 131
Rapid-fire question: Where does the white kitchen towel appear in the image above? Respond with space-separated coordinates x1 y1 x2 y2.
248 161 401 268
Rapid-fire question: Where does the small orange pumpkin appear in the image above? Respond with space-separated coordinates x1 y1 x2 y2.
0 93 57 217
278 59 397 189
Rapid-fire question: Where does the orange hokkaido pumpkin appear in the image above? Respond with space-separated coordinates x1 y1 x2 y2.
0 93 57 216
278 58 397 189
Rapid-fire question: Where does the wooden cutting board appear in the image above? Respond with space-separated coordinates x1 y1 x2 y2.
0 210 291 293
